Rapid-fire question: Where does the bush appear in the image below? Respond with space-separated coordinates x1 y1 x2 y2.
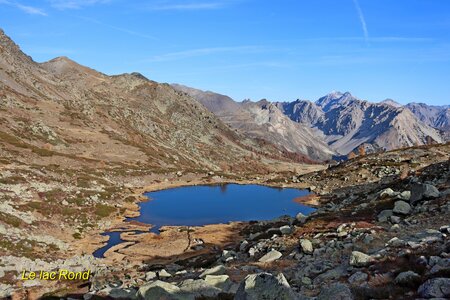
94 204 116 218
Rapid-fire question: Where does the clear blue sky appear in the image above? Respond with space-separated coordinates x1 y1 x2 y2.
1 0 449 105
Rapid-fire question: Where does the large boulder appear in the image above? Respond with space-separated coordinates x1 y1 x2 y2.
235 272 297 300
417 277 450 298
179 279 222 299
137 280 183 300
410 183 440 205
349 251 372 267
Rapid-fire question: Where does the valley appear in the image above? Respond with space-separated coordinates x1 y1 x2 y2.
0 28 449 299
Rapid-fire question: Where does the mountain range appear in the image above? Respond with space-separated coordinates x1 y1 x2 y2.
173 86 447 159
1 28 447 165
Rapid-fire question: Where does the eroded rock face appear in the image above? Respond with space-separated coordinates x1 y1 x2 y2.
235 273 297 300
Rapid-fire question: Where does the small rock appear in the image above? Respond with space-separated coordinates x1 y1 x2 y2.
240 240 249 252
199 265 226 278
299 239 314 254
204 275 232 290
395 271 421 287
348 271 368 285
393 200 411 215
280 225 293 235
398 191 411 200
350 251 372 267
377 210 393 222
386 237 406 248
379 188 396 199
145 271 157 281
258 250 282 263
390 224 401 232
158 269 171 278
390 215 401 224
222 250 236 259
296 212 307 224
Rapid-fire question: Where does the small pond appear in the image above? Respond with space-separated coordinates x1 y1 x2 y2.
93 184 314 258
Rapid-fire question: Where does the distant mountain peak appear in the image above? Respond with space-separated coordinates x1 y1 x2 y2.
381 99 403 108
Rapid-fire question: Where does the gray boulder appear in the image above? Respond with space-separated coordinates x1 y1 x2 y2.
349 251 372 267
259 250 282 263
398 191 411 200
410 183 440 205
179 279 222 299
394 271 421 286
296 212 307 224
430 258 450 275
137 280 183 300
280 225 294 235
393 201 411 215
379 188 396 199
204 274 232 291
199 265 226 278
348 271 368 285
377 210 393 222
417 277 450 298
299 239 313 254
235 273 297 300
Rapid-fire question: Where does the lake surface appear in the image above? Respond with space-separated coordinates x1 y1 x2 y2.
132 184 314 232
93 184 314 258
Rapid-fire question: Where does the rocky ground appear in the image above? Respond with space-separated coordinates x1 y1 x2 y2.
1 143 446 299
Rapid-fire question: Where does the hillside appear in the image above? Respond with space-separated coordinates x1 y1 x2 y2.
0 29 299 174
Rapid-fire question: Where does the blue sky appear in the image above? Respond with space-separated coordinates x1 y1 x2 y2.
1 0 449 105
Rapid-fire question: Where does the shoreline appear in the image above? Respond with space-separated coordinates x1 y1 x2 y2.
86 176 319 262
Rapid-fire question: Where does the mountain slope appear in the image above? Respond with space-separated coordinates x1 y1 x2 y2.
0 29 293 174
277 93 444 155
172 84 335 160
405 102 450 130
